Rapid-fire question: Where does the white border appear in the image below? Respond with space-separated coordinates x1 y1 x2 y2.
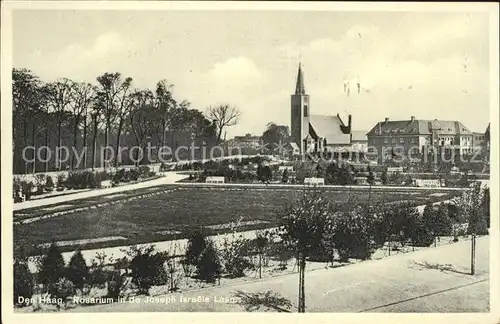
1 2 499 324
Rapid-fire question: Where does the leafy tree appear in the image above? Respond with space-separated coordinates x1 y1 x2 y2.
128 245 169 295
14 261 34 306
327 204 377 262
257 164 272 184
262 122 290 156
66 250 89 291
454 182 488 235
434 203 452 236
482 187 490 228
279 189 330 313
38 243 66 292
196 240 222 283
233 290 292 312
184 229 208 267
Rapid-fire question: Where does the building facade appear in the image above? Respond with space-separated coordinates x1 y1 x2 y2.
366 116 474 164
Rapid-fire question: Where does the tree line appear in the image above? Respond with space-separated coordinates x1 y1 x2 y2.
13 68 241 174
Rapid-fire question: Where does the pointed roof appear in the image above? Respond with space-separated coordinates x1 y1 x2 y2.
295 62 306 95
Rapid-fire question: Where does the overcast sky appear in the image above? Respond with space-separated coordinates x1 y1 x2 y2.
13 9 491 137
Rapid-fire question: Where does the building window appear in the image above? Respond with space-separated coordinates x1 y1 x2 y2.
399 138 405 144
391 138 396 144
304 105 309 117
384 138 388 144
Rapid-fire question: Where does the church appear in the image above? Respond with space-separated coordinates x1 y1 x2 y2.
290 63 359 155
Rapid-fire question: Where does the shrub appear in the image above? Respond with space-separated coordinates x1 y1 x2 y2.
45 175 55 192
106 270 127 300
14 261 34 306
130 168 140 181
112 168 126 184
196 240 222 283
21 181 33 201
49 277 75 309
38 243 66 292
220 234 253 278
184 229 208 267
34 174 46 195
128 245 169 295
282 169 289 183
328 206 376 261
66 250 89 291
138 166 151 178
88 252 112 289
13 177 23 202
56 173 66 191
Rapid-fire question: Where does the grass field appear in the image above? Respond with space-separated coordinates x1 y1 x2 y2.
14 185 461 255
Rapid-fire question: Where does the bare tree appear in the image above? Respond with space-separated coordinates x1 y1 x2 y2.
69 82 96 169
45 79 76 170
206 104 241 143
128 89 155 165
96 72 133 167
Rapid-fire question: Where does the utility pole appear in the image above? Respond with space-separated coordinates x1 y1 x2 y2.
471 233 476 275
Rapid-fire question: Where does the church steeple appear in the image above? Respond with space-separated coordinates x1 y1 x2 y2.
295 62 306 95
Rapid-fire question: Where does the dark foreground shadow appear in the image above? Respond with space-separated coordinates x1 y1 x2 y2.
232 290 293 312
411 260 471 275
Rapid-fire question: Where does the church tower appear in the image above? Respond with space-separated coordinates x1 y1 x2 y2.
291 63 310 154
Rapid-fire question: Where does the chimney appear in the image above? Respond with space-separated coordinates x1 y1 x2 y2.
411 116 415 122
384 117 389 123
348 114 352 130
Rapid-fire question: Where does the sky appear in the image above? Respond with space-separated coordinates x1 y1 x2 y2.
13 9 492 138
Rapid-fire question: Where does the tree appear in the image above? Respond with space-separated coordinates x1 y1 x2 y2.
45 79 76 171
128 90 155 164
481 187 490 229
454 182 488 235
69 82 96 169
153 80 177 152
262 123 290 155
253 230 271 279
327 204 377 262
184 229 208 267
14 261 34 306
196 240 222 283
257 164 272 184
13 68 47 174
66 250 89 292
38 243 66 292
206 104 241 143
128 245 169 295
96 72 133 167
279 189 330 313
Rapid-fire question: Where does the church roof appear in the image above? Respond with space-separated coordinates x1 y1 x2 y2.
295 63 306 95
309 114 351 144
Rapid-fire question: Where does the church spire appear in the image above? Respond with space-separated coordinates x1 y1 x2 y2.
295 62 306 95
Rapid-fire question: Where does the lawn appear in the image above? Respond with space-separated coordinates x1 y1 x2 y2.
14 185 461 255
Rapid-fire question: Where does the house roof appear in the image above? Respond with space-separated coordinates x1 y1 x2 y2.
351 130 368 142
309 114 348 144
367 119 472 136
